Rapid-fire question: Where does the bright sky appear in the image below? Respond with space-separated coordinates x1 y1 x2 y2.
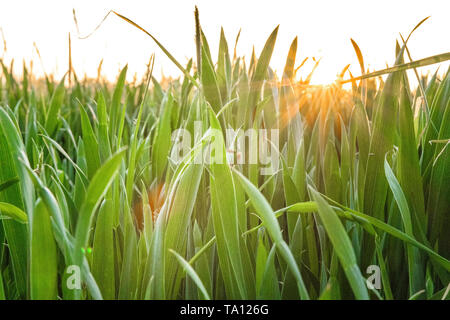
0 0 449 84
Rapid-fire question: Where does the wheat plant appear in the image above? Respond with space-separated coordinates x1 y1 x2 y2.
0 9 449 300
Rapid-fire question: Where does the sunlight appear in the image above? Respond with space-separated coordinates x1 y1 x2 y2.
0 0 448 83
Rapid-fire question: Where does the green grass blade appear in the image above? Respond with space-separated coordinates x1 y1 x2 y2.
233 169 309 300
30 199 58 300
45 76 65 136
74 148 126 270
309 187 369 300
0 202 27 223
170 249 211 300
384 157 423 294
0 178 19 193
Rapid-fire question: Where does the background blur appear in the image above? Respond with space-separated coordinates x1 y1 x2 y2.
0 0 449 84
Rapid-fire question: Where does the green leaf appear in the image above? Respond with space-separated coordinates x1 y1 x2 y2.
201 45 223 112
208 108 250 299
79 103 101 179
0 202 27 223
309 187 369 300
0 177 19 193
384 157 423 294
170 249 211 300
110 66 127 143
152 93 173 181
233 169 309 300
45 76 66 136
74 149 127 269
30 199 58 300
247 26 279 127
92 199 115 299
0 108 34 297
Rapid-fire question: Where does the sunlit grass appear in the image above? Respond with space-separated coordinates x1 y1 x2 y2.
0 8 449 300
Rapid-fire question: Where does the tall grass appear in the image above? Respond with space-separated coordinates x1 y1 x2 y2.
0 10 449 300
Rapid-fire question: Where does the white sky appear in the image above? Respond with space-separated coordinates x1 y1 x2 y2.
0 0 449 84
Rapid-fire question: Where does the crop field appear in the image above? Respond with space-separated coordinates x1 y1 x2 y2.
0 10 449 300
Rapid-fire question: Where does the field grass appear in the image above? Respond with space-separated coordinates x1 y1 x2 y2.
0 10 449 300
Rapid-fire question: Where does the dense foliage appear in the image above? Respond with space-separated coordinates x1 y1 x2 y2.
0 14 449 300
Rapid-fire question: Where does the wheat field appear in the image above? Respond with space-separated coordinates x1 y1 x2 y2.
0 10 449 300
